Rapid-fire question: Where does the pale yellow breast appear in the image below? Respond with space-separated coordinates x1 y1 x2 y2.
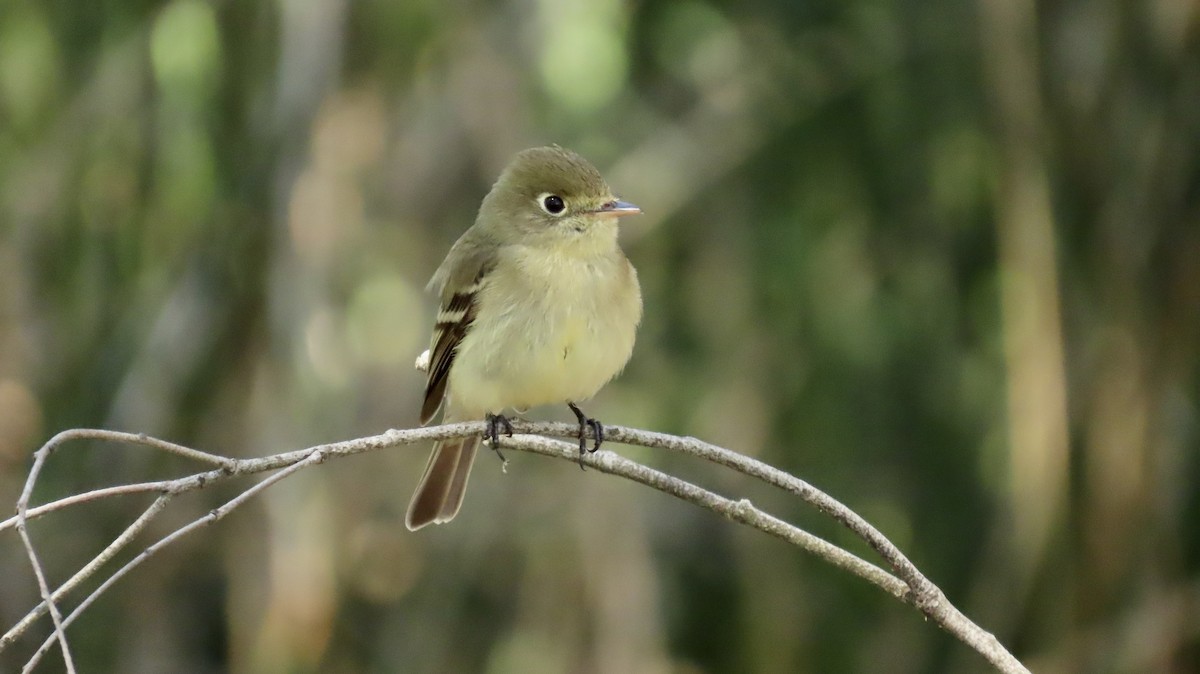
449 243 641 415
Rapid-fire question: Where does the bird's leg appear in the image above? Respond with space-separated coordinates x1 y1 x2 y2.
567 403 604 452
485 412 514 463
567 402 603 470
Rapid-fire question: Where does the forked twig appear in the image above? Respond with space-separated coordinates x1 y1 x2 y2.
20 449 328 673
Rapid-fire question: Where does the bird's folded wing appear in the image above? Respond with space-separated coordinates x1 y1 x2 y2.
420 251 494 424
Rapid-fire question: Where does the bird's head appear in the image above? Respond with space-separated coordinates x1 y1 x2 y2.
480 146 640 249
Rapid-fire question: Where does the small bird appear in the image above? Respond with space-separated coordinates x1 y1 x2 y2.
405 146 643 531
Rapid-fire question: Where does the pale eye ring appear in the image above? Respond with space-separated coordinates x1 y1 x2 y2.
538 193 566 216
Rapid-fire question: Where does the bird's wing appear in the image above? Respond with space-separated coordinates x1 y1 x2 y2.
420 243 496 424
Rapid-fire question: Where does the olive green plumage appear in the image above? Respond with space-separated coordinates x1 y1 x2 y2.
406 146 642 530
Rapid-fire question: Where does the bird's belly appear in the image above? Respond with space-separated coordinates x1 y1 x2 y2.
508 315 630 406
454 311 633 413
449 257 639 414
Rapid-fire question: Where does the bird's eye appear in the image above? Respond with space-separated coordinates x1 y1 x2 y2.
539 194 566 215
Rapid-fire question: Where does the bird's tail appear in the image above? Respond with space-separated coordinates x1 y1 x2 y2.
405 431 480 531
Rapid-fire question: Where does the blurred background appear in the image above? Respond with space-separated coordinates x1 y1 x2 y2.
0 0 1197 671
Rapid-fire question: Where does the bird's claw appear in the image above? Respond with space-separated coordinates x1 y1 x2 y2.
567 402 604 471
485 413 514 463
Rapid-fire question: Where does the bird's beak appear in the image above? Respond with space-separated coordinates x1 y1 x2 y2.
595 199 642 217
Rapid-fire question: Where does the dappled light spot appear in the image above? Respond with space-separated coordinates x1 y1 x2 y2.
346 273 425 369
538 0 629 113
150 0 221 103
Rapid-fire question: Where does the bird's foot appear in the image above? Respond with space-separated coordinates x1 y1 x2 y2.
567 402 603 471
485 413 514 463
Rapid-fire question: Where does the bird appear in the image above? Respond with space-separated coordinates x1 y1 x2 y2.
405 145 643 531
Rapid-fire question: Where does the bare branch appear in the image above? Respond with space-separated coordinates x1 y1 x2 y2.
13 514 74 673
21 448 330 672
497 433 908 598
1 483 177 535
508 423 1025 673
3 424 1028 674
4 429 458 655
495 426 1026 674
2 495 172 650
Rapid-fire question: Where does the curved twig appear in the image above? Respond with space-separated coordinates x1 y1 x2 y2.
3 424 1028 674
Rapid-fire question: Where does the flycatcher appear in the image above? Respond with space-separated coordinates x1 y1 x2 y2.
405 145 643 531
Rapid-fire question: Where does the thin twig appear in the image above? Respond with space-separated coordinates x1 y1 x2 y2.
0 425 486 537
3 424 1028 674
500 429 1025 674
22 449 328 672
14 433 78 673
0 482 177 535
2 495 172 649
500 434 908 598
509 422 1022 672
13 517 74 673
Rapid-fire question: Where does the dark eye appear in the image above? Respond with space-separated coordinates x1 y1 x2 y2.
541 194 565 215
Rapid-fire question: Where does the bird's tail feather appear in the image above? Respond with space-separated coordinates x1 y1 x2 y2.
405 434 480 531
